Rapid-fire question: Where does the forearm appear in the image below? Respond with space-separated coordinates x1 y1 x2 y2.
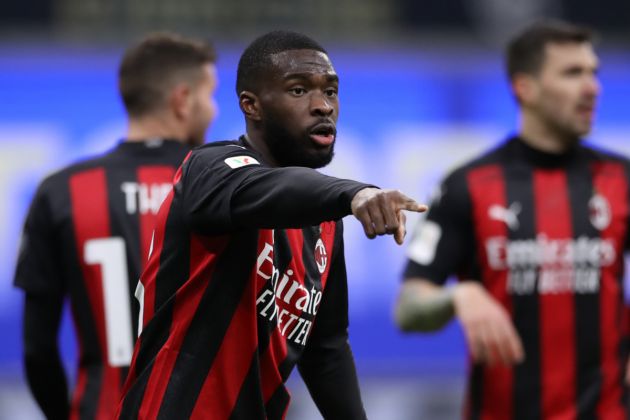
23 292 69 419
395 280 455 332
24 352 69 419
233 167 372 228
298 338 366 420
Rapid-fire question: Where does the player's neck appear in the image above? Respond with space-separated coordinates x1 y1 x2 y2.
518 112 577 154
244 129 279 167
126 115 186 143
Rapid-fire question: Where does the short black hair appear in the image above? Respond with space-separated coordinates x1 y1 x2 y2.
119 32 216 117
236 30 327 95
506 19 594 81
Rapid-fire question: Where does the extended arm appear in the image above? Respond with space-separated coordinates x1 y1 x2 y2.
184 146 425 241
232 166 370 228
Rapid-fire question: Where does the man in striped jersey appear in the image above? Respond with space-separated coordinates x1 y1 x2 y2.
117 30 426 419
396 20 629 419
14 33 217 419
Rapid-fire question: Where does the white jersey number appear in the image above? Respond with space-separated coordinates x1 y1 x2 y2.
84 237 134 367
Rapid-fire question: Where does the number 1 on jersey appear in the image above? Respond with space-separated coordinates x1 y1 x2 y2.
84 237 134 367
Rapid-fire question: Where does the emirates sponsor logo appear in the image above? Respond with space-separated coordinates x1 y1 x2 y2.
486 234 616 270
255 241 322 346
485 235 616 295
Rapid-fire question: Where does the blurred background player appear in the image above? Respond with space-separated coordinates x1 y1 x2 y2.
117 30 426 419
13 33 217 419
396 20 630 419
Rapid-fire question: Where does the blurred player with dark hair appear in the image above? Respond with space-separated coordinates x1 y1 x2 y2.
14 32 217 419
396 20 630 419
117 30 426 420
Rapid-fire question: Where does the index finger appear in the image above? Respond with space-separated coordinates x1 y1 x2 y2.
401 200 428 213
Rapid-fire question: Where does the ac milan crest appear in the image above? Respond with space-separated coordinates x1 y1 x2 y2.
314 238 327 274
589 193 611 231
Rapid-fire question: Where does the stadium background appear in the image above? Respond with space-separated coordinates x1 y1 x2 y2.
0 1 629 418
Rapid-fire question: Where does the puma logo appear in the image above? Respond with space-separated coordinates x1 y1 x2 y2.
488 202 521 231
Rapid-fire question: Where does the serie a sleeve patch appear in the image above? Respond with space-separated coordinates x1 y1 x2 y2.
224 155 260 169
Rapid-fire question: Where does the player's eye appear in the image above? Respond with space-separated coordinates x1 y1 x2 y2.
289 87 306 96
324 88 338 98
563 66 585 77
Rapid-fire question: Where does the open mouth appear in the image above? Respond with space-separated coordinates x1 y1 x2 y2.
309 123 336 146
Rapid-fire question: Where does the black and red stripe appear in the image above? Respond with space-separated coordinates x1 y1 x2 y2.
460 141 630 419
534 168 577 420
69 168 119 420
137 166 175 263
466 164 513 419
67 162 185 420
506 162 541 420
14 140 190 420
566 158 602 419
591 161 627 419
120 219 339 419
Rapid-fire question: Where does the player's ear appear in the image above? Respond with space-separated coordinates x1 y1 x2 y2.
512 73 538 106
239 91 262 122
171 83 193 120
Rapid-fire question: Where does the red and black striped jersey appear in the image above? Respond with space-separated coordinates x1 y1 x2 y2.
404 137 630 420
118 137 370 420
14 139 191 420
